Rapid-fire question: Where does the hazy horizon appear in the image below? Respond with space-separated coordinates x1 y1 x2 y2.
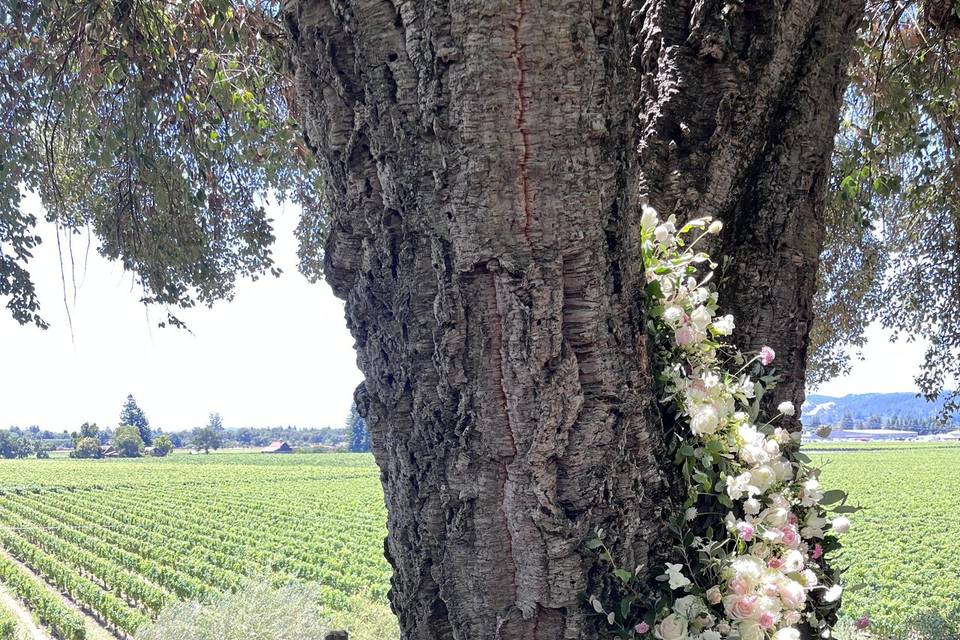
0 195 929 433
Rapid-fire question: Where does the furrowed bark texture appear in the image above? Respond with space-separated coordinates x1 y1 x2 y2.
631 2 864 418
283 2 862 639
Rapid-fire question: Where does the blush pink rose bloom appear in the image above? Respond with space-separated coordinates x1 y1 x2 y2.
634 621 651 634
767 557 784 569
675 327 696 346
780 526 800 548
724 595 758 620
759 612 776 629
778 580 806 609
729 577 749 595
737 522 755 542
760 346 776 365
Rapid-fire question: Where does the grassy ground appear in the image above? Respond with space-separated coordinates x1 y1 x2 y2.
809 442 960 638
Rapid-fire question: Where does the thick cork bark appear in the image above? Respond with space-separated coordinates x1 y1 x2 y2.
283 2 863 638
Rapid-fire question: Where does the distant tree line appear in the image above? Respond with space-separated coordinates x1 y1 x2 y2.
3 394 359 460
804 411 958 435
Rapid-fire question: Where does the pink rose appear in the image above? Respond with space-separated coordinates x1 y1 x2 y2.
787 513 798 525
634 621 651 634
706 586 723 605
759 612 776 629
729 577 749 595
780 526 800 548
768 557 784 570
811 543 824 560
675 327 696 346
778 580 806 609
724 595 758 620
855 616 870 630
737 522 755 542
760 346 775 365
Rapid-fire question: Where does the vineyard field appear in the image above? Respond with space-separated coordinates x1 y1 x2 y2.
0 453 396 640
809 442 960 638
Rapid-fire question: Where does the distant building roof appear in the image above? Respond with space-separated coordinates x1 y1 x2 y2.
261 441 294 453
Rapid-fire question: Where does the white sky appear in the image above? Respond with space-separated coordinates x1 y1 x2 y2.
0 194 926 432
812 322 927 396
0 194 362 433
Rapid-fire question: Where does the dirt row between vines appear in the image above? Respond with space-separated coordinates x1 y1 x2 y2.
0 583 49 640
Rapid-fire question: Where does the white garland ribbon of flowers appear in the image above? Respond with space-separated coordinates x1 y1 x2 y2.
588 207 856 640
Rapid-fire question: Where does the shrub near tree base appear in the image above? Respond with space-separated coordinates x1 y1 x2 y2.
589 210 855 640
135 580 333 640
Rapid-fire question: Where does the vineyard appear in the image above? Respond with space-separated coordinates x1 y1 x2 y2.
0 453 396 640
809 442 960 638
0 445 957 639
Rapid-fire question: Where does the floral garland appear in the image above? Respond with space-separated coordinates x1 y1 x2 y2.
589 207 858 640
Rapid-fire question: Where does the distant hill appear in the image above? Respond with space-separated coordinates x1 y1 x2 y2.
802 392 959 427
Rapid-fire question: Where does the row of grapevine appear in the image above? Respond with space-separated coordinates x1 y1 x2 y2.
0 453 396 639
0 508 173 612
0 526 151 635
0 553 86 640
0 497 207 602
101 487 388 596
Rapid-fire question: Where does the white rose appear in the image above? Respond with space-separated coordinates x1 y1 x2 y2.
764 508 789 527
712 314 735 336
782 549 805 573
673 595 707 620
749 465 776 492
665 563 691 591
699 631 721 640
743 498 761 515
663 305 684 325
690 306 713 332
823 584 843 603
654 613 689 640
831 516 851 534
641 205 659 230
655 224 672 243
772 460 794 482
705 586 722 605
773 629 801 640
777 401 795 416
691 405 720 436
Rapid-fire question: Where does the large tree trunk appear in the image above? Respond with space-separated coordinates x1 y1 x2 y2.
283 2 863 639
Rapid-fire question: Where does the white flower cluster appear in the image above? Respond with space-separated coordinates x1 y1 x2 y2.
635 206 849 640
